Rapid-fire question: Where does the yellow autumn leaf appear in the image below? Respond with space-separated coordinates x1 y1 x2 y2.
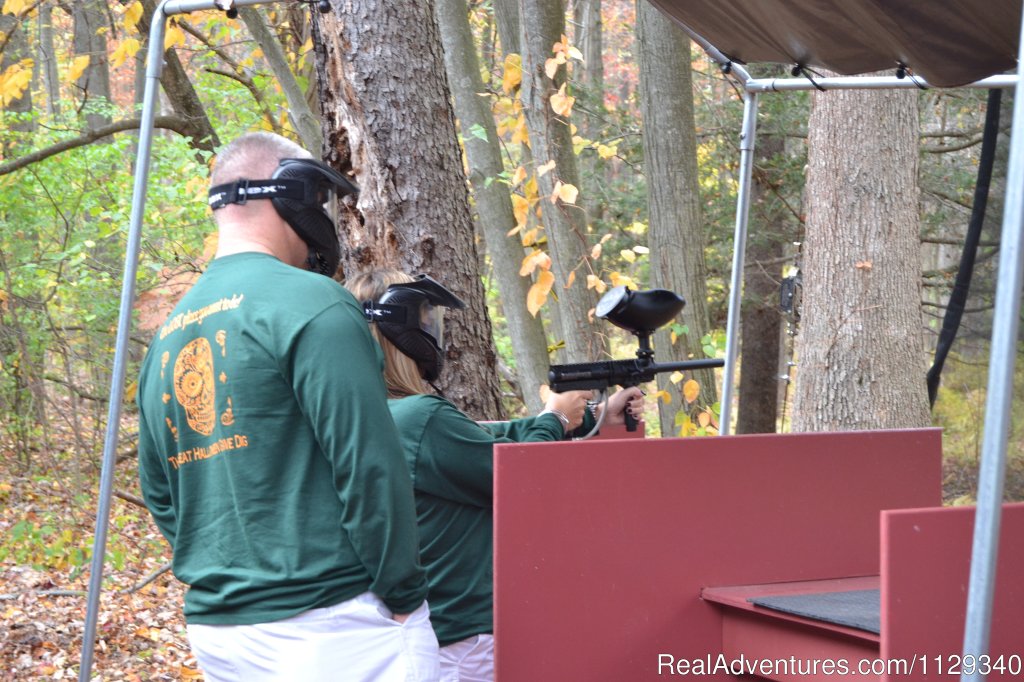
502 53 522 93
511 194 530 226
124 1 143 30
600 233 613 244
586 274 607 293
506 225 523 237
164 22 185 50
545 56 559 80
66 55 91 84
669 371 683 384
519 249 551 277
523 175 539 201
609 271 637 289
554 181 578 205
653 390 672 405
537 160 556 177
590 243 602 259
511 166 527 186
697 411 711 428
596 143 618 159
527 270 555 316
565 271 576 288
511 116 530 146
2 0 28 15
568 45 583 61
0 60 32 106
683 379 700 403
521 228 539 247
620 249 636 263
110 38 142 68
633 245 650 254
550 83 575 117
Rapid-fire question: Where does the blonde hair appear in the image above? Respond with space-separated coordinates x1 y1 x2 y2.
346 269 428 398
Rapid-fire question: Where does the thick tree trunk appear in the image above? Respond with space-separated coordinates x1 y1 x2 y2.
519 0 602 363
434 0 550 413
792 77 930 431
313 0 504 420
636 1 717 435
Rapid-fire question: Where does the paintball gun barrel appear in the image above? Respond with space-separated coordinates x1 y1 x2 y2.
547 285 724 431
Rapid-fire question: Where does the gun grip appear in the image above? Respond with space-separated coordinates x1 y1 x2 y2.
625 410 638 432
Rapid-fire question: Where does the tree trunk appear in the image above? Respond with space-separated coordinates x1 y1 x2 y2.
573 0 605 225
519 0 602 363
239 7 322 153
636 1 717 435
493 0 521 55
72 0 112 131
38 2 62 119
434 0 551 413
137 0 219 151
735 127 786 434
313 0 504 420
792 77 930 431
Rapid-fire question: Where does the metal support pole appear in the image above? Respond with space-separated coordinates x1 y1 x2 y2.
718 91 758 435
959 12 1024 681
78 1 285 679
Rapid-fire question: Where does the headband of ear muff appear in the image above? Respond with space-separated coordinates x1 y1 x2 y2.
208 158 359 276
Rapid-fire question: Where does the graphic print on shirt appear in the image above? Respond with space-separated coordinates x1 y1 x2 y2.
174 337 216 436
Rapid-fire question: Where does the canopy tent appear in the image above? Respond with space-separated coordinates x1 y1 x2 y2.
80 1 1023 680
648 0 1021 87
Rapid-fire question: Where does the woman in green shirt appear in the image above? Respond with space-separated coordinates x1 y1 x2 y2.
347 269 643 682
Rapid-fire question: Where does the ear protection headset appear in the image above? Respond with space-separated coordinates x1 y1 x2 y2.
363 275 466 382
208 158 358 276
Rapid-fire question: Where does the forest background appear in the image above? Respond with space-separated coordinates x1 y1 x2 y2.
1 0 1023 679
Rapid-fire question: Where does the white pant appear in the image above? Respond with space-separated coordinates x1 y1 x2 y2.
186 593 440 682
439 634 494 682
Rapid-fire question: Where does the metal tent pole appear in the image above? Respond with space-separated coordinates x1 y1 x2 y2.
959 13 1024 681
78 1 282 679
718 91 758 435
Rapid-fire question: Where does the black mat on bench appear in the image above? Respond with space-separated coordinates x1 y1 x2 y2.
748 589 880 634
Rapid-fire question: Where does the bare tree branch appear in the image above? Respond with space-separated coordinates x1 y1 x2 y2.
0 116 195 176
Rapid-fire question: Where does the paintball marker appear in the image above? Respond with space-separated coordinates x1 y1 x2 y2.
548 286 724 432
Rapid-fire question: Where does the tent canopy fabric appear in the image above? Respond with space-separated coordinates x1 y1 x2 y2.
648 0 1021 87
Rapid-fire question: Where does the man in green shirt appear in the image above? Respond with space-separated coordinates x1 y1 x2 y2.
137 133 438 681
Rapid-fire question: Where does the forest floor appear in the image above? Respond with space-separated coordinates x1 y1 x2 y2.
2 433 1023 680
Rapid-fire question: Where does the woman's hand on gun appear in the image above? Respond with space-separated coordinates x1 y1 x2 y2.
599 386 646 427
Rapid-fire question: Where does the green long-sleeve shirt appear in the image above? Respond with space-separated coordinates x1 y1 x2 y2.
388 394 588 646
137 253 427 624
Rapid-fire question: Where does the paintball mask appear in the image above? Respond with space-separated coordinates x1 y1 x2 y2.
208 158 358 276
363 275 466 382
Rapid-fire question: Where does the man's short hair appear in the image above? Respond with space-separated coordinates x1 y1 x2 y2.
210 132 312 187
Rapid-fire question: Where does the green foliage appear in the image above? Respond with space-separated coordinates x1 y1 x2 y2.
0 100 213 460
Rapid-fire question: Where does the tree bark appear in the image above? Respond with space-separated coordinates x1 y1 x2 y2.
735 120 786 434
434 0 550 413
38 2 62 119
636 1 717 435
792 77 930 431
519 0 602 363
313 0 504 420
72 0 112 131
